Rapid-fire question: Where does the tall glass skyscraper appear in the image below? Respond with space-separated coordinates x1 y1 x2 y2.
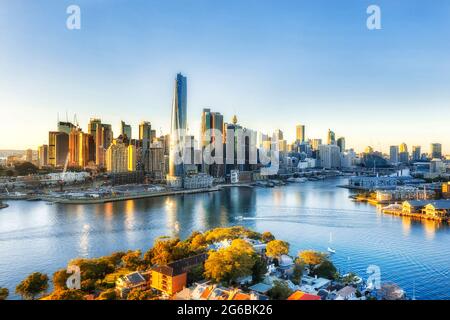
169 73 188 177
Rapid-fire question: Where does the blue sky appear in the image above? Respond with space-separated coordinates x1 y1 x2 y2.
1 0 450 153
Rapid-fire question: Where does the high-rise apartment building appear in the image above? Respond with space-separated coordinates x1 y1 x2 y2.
431 143 442 159
296 125 305 143
121 121 132 141
412 146 421 161
337 137 345 152
327 129 336 145
169 73 187 177
389 146 399 164
318 144 341 169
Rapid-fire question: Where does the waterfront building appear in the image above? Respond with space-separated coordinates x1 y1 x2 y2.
430 143 442 159
120 121 132 141
149 253 207 296
318 144 341 169
169 73 188 178
376 187 435 202
337 137 345 152
55 132 69 167
423 200 450 218
116 271 148 299
105 139 129 173
183 173 214 189
348 176 398 190
128 144 137 172
327 129 336 145
442 182 450 199
149 142 165 179
296 124 305 143
37 145 48 168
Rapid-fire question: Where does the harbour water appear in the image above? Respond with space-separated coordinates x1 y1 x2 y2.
0 178 449 300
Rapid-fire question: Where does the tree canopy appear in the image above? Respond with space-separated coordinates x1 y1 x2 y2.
298 250 326 268
268 281 293 300
266 240 289 258
47 289 85 300
0 287 9 300
204 239 257 284
15 272 49 300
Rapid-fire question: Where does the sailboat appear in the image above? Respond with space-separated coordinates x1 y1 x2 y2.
327 232 336 254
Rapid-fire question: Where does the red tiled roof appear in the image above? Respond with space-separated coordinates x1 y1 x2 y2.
288 291 321 301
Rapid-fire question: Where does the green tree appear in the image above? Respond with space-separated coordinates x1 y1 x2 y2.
48 289 85 300
204 239 257 284
15 272 49 300
251 257 267 283
268 281 293 300
121 250 143 270
298 250 326 269
187 264 205 285
292 263 304 285
127 288 156 300
313 259 337 279
14 162 38 176
266 240 289 259
52 269 70 291
0 287 9 300
97 288 117 300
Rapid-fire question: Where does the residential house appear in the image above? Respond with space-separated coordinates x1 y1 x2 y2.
335 286 357 300
287 291 321 301
115 271 148 298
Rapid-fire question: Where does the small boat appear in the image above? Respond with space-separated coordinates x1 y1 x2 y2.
327 232 336 254
235 216 244 221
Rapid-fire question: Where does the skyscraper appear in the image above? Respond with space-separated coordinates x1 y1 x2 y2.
201 108 224 176
139 121 152 171
121 121 132 140
399 143 409 164
337 137 345 152
169 73 187 177
430 143 442 159
296 125 305 143
37 145 48 168
412 146 421 161
389 145 399 164
327 129 336 145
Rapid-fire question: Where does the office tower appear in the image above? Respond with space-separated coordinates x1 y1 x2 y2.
310 139 322 151
48 131 58 166
128 145 136 172
399 143 409 163
102 124 113 150
78 132 91 167
364 146 374 154
87 118 101 164
274 129 283 141
169 73 188 177
431 143 442 159
37 145 48 168
120 121 132 140
139 121 152 171
399 143 408 153
26 149 33 162
278 140 288 152
150 142 165 179
337 137 345 152
318 144 341 169
412 146 421 161
327 129 336 145
201 108 224 176
390 145 399 164
58 121 76 134
105 139 129 173
296 125 305 143
55 132 69 167
69 129 81 166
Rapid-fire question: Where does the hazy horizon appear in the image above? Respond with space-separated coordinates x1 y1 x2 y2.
1 0 450 153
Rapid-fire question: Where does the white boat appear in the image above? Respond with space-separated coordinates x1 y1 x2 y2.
327 232 336 254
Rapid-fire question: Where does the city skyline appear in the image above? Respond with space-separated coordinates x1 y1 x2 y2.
1 0 450 152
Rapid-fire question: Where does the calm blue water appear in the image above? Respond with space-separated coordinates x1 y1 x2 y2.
0 178 449 300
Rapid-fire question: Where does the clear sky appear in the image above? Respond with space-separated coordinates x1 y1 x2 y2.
1 0 450 153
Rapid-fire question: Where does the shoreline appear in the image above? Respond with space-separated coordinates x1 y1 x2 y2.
41 186 221 204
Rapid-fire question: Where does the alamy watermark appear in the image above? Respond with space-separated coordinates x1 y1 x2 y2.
66 5 81 30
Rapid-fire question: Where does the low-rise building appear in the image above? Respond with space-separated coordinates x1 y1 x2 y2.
115 271 148 298
149 253 207 295
423 200 450 218
287 291 321 301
